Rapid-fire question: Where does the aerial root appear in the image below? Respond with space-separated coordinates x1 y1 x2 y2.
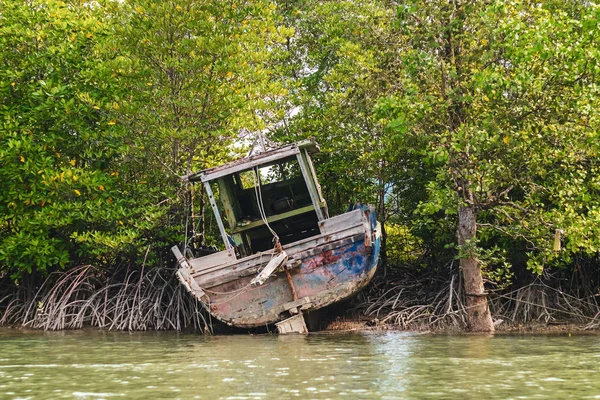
354 271 468 330
355 271 600 331
0 265 211 332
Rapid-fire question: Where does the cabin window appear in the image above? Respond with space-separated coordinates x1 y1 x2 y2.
237 170 257 190
216 157 320 256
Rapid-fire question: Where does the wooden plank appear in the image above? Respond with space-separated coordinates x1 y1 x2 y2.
200 148 300 182
319 209 363 235
192 253 270 288
171 246 206 298
204 181 233 250
275 312 308 334
193 222 364 278
184 140 319 183
177 268 206 298
218 178 238 230
171 246 187 266
284 233 363 266
296 151 325 221
281 297 311 311
188 249 235 273
304 150 328 217
231 205 315 234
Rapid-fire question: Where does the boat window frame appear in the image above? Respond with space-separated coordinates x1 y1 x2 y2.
198 142 328 254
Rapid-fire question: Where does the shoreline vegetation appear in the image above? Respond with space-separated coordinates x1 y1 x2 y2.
0 265 209 332
2 262 599 334
2 1 600 333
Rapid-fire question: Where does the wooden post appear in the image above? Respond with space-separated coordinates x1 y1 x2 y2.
304 150 328 218
204 181 233 250
297 150 325 221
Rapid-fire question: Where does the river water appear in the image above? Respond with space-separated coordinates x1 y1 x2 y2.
1 330 599 399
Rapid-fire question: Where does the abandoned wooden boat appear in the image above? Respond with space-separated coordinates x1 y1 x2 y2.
172 140 380 333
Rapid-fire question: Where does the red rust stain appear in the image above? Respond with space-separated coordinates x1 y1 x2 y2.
303 250 343 272
319 250 342 266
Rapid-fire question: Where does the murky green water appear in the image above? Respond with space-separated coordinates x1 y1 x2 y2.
1 330 600 399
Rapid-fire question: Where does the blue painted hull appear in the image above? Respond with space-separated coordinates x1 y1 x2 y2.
203 208 381 328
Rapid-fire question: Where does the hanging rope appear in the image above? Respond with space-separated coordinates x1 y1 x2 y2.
203 252 273 303
196 167 288 306
252 166 280 247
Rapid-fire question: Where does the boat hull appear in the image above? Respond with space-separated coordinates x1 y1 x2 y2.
176 208 381 328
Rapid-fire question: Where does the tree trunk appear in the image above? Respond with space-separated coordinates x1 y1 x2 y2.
457 203 494 332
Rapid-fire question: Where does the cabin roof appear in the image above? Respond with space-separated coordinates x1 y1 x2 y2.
185 139 320 183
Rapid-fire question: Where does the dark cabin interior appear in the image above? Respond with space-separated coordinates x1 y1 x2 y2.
216 156 321 256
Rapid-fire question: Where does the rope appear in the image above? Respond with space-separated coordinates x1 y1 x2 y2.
206 286 250 305
201 251 276 304
198 169 285 306
253 166 279 244
202 252 265 296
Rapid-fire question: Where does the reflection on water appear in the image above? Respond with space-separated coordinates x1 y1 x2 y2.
0 329 599 399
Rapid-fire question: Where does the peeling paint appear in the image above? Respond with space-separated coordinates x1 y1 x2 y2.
178 209 381 328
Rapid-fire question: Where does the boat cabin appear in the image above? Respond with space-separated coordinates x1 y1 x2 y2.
174 140 380 331
185 140 329 258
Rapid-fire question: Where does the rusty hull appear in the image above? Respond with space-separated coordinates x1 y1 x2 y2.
179 209 381 328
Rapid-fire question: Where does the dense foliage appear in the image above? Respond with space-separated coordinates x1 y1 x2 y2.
1 0 600 330
0 0 284 282
273 0 600 284
0 1 133 277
